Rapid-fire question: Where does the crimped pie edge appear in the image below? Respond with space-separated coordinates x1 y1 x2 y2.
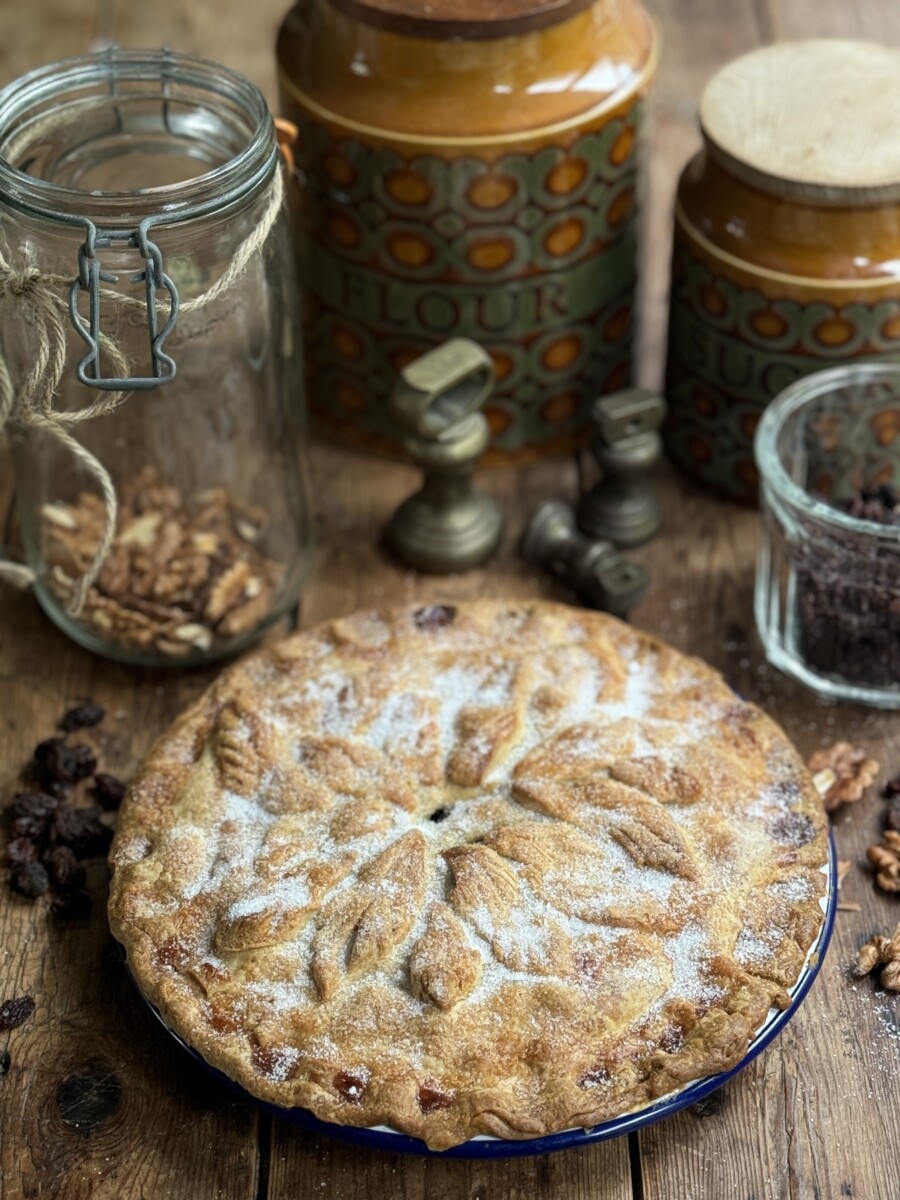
108 601 828 1149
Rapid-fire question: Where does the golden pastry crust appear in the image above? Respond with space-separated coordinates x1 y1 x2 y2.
108 601 828 1150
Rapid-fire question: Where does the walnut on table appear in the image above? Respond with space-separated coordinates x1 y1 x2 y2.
807 742 880 813
853 923 900 992
867 830 900 893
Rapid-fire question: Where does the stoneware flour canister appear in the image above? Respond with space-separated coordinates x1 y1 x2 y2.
665 40 900 502
276 0 658 463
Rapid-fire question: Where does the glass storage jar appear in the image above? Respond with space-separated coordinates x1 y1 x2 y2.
755 363 900 708
0 50 313 666
665 40 900 503
276 0 658 464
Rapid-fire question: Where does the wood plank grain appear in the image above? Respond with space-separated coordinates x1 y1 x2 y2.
269 1127 635 1200
763 0 900 41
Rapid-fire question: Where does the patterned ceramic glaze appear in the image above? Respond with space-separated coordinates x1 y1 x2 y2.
665 42 900 503
277 0 657 463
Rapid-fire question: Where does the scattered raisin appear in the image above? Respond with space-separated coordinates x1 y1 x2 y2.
0 996 35 1030
886 796 900 834
413 604 457 631
49 890 93 920
23 738 72 789
0 1050 10 1077
883 775 900 799
70 745 97 782
4 838 38 869
52 807 111 859
58 703 105 733
9 792 60 823
91 773 126 811
26 738 96 789
11 862 49 898
428 807 451 823
8 794 59 842
43 846 86 891
9 814 53 844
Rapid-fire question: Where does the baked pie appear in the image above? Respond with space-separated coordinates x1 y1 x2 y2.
109 601 828 1149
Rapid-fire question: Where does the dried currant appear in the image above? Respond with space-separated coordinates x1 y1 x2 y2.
49 890 93 920
0 996 35 1030
413 605 457 631
23 738 72 788
4 838 38 869
10 862 49 898
43 846 86 891
52 807 112 859
58 703 105 733
8 792 60 843
91 773 126 811
887 796 900 834
69 744 98 782
883 774 900 799
9 814 53 844
9 792 60 823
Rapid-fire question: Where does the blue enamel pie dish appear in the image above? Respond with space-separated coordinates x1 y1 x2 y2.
120 831 837 1159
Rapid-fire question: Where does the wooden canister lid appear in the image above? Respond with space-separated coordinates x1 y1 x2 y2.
700 40 900 203
327 0 596 39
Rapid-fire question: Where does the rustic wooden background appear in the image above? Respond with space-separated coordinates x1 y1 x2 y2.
2 2 899 1199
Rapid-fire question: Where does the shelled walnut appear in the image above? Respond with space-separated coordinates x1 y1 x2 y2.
807 741 879 813
867 830 900 893
853 924 900 991
42 468 284 659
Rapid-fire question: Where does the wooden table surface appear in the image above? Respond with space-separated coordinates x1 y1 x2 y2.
2 2 899 1198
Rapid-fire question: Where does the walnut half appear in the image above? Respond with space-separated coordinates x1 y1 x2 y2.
853 923 900 992
807 742 879 813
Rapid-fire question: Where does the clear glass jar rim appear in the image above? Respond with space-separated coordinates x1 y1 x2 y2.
0 48 276 227
755 361 900 541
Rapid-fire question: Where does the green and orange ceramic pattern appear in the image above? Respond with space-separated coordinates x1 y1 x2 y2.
277 0 657 463
293 107 643 463
666 210 900 503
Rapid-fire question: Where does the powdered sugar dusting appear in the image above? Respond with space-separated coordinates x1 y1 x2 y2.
122 606 827 1091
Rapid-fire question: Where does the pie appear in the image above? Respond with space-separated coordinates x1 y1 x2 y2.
108 601 828 1150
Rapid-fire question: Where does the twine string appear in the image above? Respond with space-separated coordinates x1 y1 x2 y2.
0 166 283 615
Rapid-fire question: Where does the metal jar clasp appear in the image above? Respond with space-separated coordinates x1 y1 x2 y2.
68 217 179 390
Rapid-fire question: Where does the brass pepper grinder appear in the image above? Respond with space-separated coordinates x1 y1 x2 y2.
521 501 648 619
384 339 504 573
578 388 667 548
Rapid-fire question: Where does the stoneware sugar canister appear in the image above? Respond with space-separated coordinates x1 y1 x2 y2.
276 0 658 464
665 40 900 502
0 50 313 666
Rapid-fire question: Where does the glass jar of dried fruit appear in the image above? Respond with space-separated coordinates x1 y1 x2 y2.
755 362 900 708
0 50 313 665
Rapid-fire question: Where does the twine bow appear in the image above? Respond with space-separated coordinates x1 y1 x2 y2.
0 166 284 616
